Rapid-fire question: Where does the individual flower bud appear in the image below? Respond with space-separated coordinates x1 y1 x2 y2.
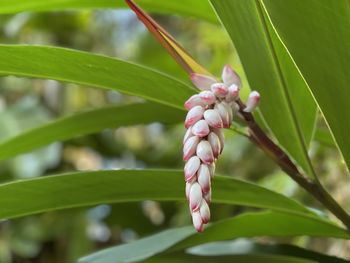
184 94 205 110
199 90 216 104
197 164 211 193
204 188 212 204
213 128 225 153
208 163 216 178
243 91 260 112
183 135 200 161
185 182 192 200
222 64 242 89
211 83 228 98
190 73 217 91
185 105 204 128
189 182 202 211
184 156 200 182
192 120 210 137
192 210 204 232
183 128 193 144
200 200 210 224
208 132 221 158
231 102 240 115
214 102 231 128
204 109 223 128
196 140 214 164
226 83 239 102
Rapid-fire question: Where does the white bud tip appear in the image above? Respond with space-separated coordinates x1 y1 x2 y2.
192 210 204 232
211 83 228 98
189 182 203 211
243 91 260 112
222 64 242 88
196 140 214 164
184 156 200 182
192 119 210 137
204 109 223 129
190 73 217 91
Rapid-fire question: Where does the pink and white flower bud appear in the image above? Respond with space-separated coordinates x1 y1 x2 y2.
244 91 260 112
190 73 217 91
183 128 193 144
185 105 204 128
208 163 216 179
185 182 192 200
199 90 216 105
222 64 242 89
196 140 214 164
226 83 239 102
183 135 200 161
189 182 202 211
204 109 223 128
204 188 212 204
184 156 200 182
215 102 231 128
213 128 225 153
192 210 204 232
208 132 221 158
184 95 205 110
192 119 210 137
200 200 210 224
197 164 211 193
211 83 228 98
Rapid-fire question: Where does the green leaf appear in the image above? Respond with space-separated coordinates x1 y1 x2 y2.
0 102 184 160
210 0 317 176
187 239 348 263
0 170 313 220
0 0 217 23
78 211 349 263
0 45 195 110
260 0 350 173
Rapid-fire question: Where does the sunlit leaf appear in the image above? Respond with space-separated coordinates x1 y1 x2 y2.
0 102 184 160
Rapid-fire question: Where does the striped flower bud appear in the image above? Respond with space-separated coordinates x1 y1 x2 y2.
183 135 200 161
184 156 200 182
244 91 260 112
196 140 214 164
200 200 210 224
183 64 261 232
184 94 206 110
199 90 216 105
204 109 223 128
208 132 221 158
185 105 204 128
222 64 242 89
211 83 228 98
192 119 210 137
189 182 202 211
190 73 217 91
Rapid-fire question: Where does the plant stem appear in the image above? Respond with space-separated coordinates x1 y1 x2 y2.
237 100 350 231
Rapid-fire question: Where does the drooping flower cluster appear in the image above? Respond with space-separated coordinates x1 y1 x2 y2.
183 65 260 232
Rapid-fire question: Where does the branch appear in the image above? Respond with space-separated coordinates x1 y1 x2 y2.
237 99 350 231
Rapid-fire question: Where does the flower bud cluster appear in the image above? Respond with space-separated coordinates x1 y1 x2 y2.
183 64 260 232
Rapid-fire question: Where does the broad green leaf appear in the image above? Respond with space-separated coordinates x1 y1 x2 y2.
210 1 317 176
187 239 348 263
0 170 313 220
78 211 349 263
148 253 315 263
0 45 195 110
0 0 217 23
261 0 350 173
0 102 184 160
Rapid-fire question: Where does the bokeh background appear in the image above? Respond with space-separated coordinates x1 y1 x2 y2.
0 8 349 263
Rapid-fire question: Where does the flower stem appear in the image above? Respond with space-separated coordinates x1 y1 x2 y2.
237 100 350 231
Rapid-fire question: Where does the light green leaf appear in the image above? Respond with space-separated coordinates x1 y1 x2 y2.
0 170 313 220
261 0 350 172
186 239 348 263
0 45 195 110
78 211 349 263
0 102 184 160
0 0 217 23
210 0 317 176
